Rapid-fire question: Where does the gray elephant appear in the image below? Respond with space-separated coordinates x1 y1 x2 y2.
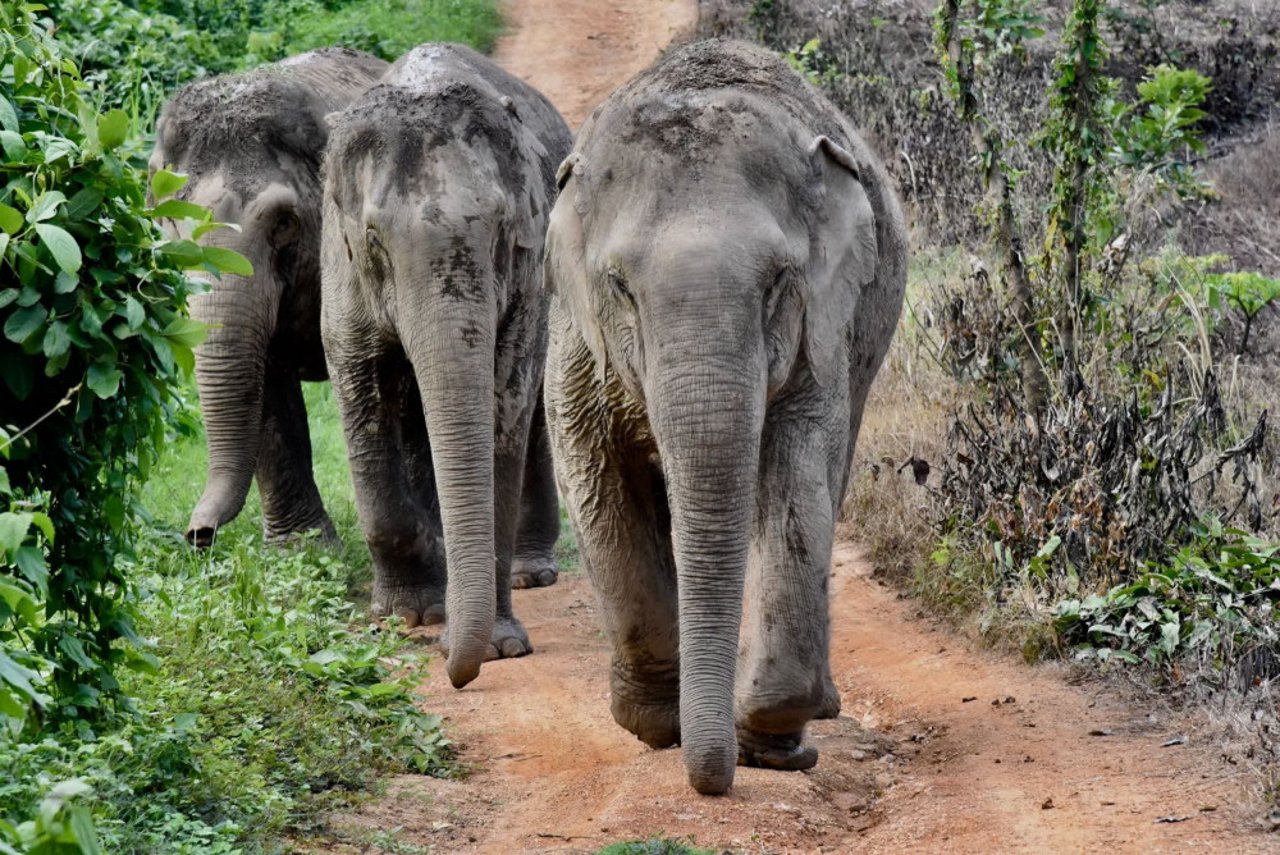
322 44 572 688
543 40 908 795
150 49 388 547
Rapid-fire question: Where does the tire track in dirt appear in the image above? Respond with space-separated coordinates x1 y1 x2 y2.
324 2 1268 851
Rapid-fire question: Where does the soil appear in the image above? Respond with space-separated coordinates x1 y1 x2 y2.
321 3 1272 852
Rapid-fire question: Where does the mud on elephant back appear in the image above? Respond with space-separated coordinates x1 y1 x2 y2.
543 39 908 795
321 44 572 689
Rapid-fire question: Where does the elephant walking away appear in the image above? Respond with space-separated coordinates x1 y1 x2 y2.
543 39 908 795
322 44 572 688
151 48 388 548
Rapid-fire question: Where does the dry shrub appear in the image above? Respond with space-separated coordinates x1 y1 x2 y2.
838 252 961 582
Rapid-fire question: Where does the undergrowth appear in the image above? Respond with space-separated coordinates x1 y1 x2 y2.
0 385 453 852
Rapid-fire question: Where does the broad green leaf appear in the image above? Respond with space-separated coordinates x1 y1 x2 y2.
0 202 21 234
42 320 69 358
0 650 41 699
0 290 16 310
86 362 123 398
97 108 129 150
161 317 208 349
0 468 9 495
3 304 46 344
123 295 144 329
27 190 66 224
202 245 253 276
57 636 96 671
64 186 104 220
148 199 209 222
53 271 77 294
0 97 17 132
159 239 203 266
0 131 25 162
0 233 8 260
150 168 188 200
13 547 47 593
34 223 81 274
0 511 32 555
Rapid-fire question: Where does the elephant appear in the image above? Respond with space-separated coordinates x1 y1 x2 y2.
150 48 388 548
542 39 908 795
321 44 572 688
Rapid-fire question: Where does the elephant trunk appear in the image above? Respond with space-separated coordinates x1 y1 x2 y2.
407 270 497 689
186 255 275 547
649 342 766 796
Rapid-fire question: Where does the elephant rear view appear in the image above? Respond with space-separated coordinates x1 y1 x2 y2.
150 48 388 547
322 45 572 688
543 40 908 794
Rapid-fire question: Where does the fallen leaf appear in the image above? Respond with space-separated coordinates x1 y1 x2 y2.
1088 729 1114 737
1042 797 1055 810
1155 815 1192 824
1161 735 1187 747
962 696 978 703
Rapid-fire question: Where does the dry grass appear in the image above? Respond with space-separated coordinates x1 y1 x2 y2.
838 250 960 584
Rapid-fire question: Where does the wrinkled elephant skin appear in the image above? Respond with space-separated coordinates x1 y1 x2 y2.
543 40 908 795
151 48 388 548
322 44 571 689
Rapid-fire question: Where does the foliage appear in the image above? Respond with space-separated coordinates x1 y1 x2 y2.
0 392 452 850
0 2 251 730
1204 270 1280 354
596 839 720 855
1055 519 1280 674
49 0 504 116
0 779 102 855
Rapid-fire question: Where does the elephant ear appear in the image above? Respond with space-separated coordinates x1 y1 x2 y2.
804 135 878 390
544 154 608 381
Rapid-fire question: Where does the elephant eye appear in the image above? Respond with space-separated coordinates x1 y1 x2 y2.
607 267 633 304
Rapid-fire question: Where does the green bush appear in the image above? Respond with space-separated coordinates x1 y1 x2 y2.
0 1 242 729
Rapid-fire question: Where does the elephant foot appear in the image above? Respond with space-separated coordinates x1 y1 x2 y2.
815 675 842 720
737 729 818 771
511 555 559 589
263 509 340 548
610 663 680 748
371 579 446 629
441 618 533 660
612 695 680 749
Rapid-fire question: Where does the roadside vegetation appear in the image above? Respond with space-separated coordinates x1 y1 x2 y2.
703 0 1280 811
0 2 502 850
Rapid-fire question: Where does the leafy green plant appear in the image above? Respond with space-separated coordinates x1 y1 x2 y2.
1055 519 1280 671
0 1 246 729
597 839 721 855
0 779 103 855
1204 270 1280 355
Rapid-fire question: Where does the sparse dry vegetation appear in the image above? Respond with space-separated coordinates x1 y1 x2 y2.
702 0 1280 813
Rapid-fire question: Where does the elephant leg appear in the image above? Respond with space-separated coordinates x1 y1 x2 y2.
567 449 680 745
735 413 833 772
512 395 561 589
335 351 446 627
546 326 679 746
256 366 336 546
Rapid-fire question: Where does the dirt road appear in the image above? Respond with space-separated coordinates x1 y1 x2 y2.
335 545 1262 852
328 3 1267 852
491 0 698 129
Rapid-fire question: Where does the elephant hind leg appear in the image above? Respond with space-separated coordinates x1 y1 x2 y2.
512 395 560 589
256 363 337 546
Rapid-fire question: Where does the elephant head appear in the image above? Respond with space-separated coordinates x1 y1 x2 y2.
545 83 887 794
150 51 385 546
